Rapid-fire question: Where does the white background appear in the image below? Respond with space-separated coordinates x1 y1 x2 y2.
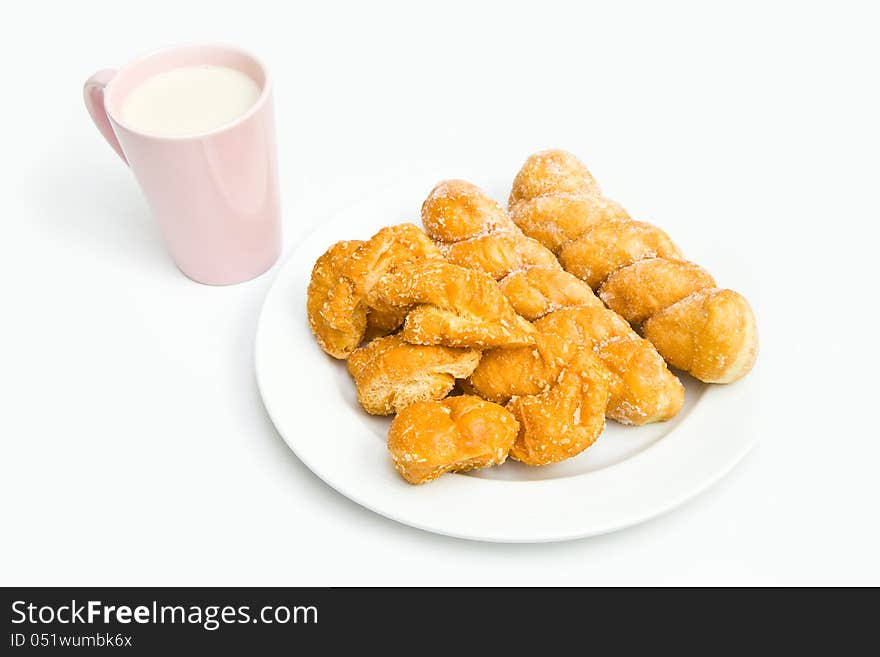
2 0 878 585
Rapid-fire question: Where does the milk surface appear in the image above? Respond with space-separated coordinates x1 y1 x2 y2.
121 65 261 137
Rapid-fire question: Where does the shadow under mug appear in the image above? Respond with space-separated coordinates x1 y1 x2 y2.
83 44 282 285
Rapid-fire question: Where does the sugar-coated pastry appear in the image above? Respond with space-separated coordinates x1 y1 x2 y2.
468 332 576 403
306 239 368 359
599 258 716 325
364 306 409 341
420 179 683 425
510 193 630 254
306 224 444 359
507 349 609 466
344 224 443 298
471 305 684 425
308 148 759 487
440 232 561 281
508 149 600 207
371 260 536 349
642 288 758 384
498 267 603 322
387 395 518 484
421 179 514 242
307 221 535 358
558 220 682 290
347 335 481 415
508 149 758 384
535 306 684 424
423 180 560 281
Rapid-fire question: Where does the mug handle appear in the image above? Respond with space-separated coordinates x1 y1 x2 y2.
83 69 128 165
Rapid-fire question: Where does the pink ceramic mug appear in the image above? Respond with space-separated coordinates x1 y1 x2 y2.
83 44 281 285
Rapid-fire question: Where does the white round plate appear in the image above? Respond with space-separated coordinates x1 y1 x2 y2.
255 176 762 543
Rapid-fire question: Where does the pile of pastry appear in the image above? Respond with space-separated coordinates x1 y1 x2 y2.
307 150 758 484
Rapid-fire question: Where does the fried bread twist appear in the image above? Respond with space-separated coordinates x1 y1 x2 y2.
306 239 368 359
422 180 684 425
422 180 561 280
509 150 758 383
470 306 684 426
347 334 480 415
307 224 443 359
368 260 535 349
388 395 518 484
424 179 598 321
507 349 609 466
308 222 534 357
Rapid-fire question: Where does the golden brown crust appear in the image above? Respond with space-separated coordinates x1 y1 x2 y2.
306 240 368 359
508 150 757 384
422 180 577 343
363 307 408 341
642 288 758 384
533 303 634 347
440 233 561 280
498 267 603 321
421 179 514 242
422 177 682 425
402 305 535 350
510 194 630 254
308 150 761 486
599 258 716 325
558 220 682 289
345 223 444 298
387 395 518 484
306 225 444 359
508 149 600 206
535 306 684 424
507 349 609 466
371 260 536 349
347 335 480 415
592 336 686 425
469 306 683 426
468 332 577 403
423 180 560 282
